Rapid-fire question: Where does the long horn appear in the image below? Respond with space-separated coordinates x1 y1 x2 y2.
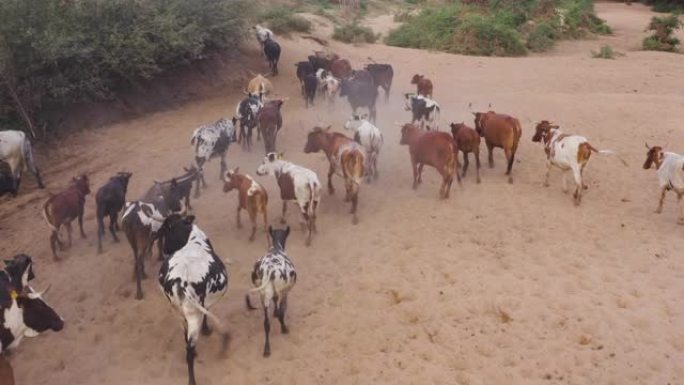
38 284 52 296
644 142 650 149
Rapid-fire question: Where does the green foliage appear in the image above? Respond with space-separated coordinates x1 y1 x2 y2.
642 14 683 51
591 45 616 59
260 7 312 35
333 23 378 44
639 0 684 13
0 0 252 134
385 0 611 56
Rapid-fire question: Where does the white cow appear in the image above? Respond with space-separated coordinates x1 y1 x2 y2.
0 130 45 193
253 25 274 54
256 152 321 246
190 117 237 187
532 120 624 205
643 144 684 223
344 114 383 182
323 74 340 107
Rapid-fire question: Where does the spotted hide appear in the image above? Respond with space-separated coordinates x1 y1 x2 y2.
190 117 237 186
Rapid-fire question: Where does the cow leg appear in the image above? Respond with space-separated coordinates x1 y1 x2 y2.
312 200 319 234
504 147 514 183
78 210 87 238
327 165 335 195
185 321 200 385
219 154 227 181
97 213 105 254
655 186 667 213
280 201 288 224
474 149 481 184
411 157 419 189
544 160 552 187
134 248 144 300
50 231 61 261
65 222 73 248
263 304 272 357
572 166 583 206
185 194 192 212
417 163 424 184
678 193 684 225
351 193 359 225
201 315 212 336
249 209 257 242
109 213 119 243
487 144 494 168
277 295 289 334
462 152 469 177
561 171 569 193
302 204 312 247
236 206 243 229
263 208 270 248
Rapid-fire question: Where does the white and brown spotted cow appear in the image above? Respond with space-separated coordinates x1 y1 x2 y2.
190 117 237 190
223 168 269 245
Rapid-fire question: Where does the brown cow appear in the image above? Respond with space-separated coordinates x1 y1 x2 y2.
42 174 91 260
0 355 14 385
330 58 353 79
223 168 269 244
450 122 481 184
257 99 284 154
473 111 522 184
304 126 365 224
410 74 433 98
400 123 460 199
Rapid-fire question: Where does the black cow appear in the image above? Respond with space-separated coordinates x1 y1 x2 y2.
0 254 34 307
308 55 332 72
236 95 263 152
339 79 378 123
352 69 374 85
151 167 199 211
365 64 394 101
264 38 281 76
96 172 133 254
303 74 317 108
295 61 315 94
0 161 17 197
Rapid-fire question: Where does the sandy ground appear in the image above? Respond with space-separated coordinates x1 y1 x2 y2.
2 2 684 385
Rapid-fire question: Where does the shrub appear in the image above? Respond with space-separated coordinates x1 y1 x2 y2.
642 14 683 52
454 14 527 56
333 23 378 44
527 20 562 52
591 45 616 59
260 7 312 35
639 0 684 13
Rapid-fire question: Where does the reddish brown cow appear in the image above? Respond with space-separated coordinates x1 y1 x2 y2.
223 168 269 245
42 174 91 260
450 122 481 184
257 99 284 154
473 111 522 184
410 74 433 98
330 58 353 79
0 355 13 385
304 126 365 224
400 123 460 199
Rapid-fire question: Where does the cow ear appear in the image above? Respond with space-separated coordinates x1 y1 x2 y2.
185 215 196 224
326 125 332 131
285 226 290 237
278 152 285 159
234 167 240 174
170 178 178 188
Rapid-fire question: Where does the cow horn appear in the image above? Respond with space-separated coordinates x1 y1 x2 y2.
153 179 162 184
38 284 51 297
664 142 669 150
644 142 650 149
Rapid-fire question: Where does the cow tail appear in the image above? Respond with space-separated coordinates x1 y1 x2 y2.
188 295 227 336
449 142 460 183
435 105 441 130
587 143 629 166
42 197 57 231
307 180 317 218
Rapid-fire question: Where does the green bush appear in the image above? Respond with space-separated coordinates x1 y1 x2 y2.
591 45 616 59
454 14 527 56
642 14 683 52
0 0 252 135
527 20 561 52
260 7 312 35
333 23 378 44
639 0 684 13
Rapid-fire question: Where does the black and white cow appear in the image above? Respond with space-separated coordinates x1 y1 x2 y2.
158 214 229 385
404 93 441 130
153 166 199 209
0 130 45 194
96 172 133 254
190 117 237 191
246 226 296 357
235 95 263 152
0 254 34 307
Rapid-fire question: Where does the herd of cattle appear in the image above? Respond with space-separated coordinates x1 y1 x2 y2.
0 23 683 385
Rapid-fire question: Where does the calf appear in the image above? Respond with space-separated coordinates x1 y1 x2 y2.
404 93 440 129
533 120 623 205
253 25 274 54
295 61 315 94
330 58 353 79
400 123 460 199
344 114 383 181
303 74 317 108
96 172 133 254
191 117 237 192
235 94 263 151
158 214 229 385
246 226 296 357
322 74 340 107
264 38 281 76
351 69 374 85
473 111 522 183
0 161 17 197
365 63 393 102
339 78 378 122
123 180 184 300
450 122 481 183
304 126 366 224
246 74 273 101
257 100 284 154
0 130 45 194
42 174 90 260
411 74 433 98
223 168 269 244
152 166 199 211
643 144 684 223
256 152 321 246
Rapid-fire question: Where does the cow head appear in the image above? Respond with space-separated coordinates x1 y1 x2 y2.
532 120 559 143
269 225 290 251
472 112 486 137
344 115 364 131
115 172 133 193
404 93 417 111
158 214 196 257
217 117 238 143
73 174 91 196
162 178 183 213
450 122 466 139
410 74 423 84
4 254 35 291
12 286 64 337
223 167 241 193
643 143 664 170
256 152 285 176
304 126 331 154
399 123 420 146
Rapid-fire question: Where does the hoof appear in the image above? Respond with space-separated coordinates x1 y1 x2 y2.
678 219 684 226
282 326 289 334
135 292 143 301
280 218 286 225
476 177 481 184
237 223 243 229
654 208 663 214
507 177 513 184
263 350 271 358
352 216 359 225
249 235 255 242
201 327 212 336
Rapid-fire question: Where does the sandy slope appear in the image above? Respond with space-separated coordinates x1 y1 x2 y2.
2 2 684 385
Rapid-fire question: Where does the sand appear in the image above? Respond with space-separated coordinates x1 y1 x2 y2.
1 2 684 385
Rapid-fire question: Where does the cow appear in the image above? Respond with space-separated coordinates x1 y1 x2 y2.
533 120 625 205
235 94 263 151
303 74 317 108
96 172 133 254
245 226 296 357
246 74 273 101
42 174 90 260
404 93 440 129
253 25 274 54
304 126 366 224
322 73 340 107
264 38 281 76
344 114 383 181
0 161 17 198
256 152 321 246
257 100 284 154
158 214 229 385
295 61 315 94
223 168 269 244
365 64 393 101
450 122 481 183
0 130 45 194
191 117 237 192
0 254 34 307
411 74 433 98
473 111 522 184
400 123 460 199
153 167 200 211
308 54 333 72
643 144 684 223
122 180 184 300
339 78 378 123
330 58 353 79
351 69 374 85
